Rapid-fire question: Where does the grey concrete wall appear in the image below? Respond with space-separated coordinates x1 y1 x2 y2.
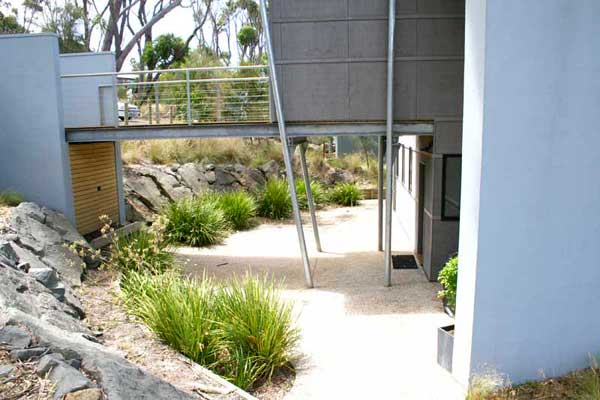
270 0 465 122
60 52 117 128
0 34 74 221
454 0 600 386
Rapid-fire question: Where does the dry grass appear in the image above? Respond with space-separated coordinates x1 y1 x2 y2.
0 346 54 400
121 138 283 167
468 361 600 400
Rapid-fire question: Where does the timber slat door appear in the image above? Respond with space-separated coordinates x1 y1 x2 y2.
69 142 119 235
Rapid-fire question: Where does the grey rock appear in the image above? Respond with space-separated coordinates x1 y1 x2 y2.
17 262 30 273
178 163 209 194
0 241 18 266
14 202 46 224
135 165 193 202
43 208 87 245
41 245 84 288
29 267 59 288
125 197 155 223
241 167 266 188
0 325 31 348
64 388 104 400
325 167 354 185
260 160 279 180
48 362 93 399
205 170 216 184
0 364 14 378
123 169 169 213
36 353 66 375
10 346 48 361
9 241 50 271
213 167 239 187
9 207 63 254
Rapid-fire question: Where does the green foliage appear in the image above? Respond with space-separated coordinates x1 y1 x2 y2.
163 197 230 247
142 34 188 70
108 222 173 276
0 11 26 34
41 1 87 53
438 255 458 310
257 179 292 220
213 191 257 231
328 183 362 207
295 180 326 210
237 25 258 48
0 190 24 207
120 272 298 390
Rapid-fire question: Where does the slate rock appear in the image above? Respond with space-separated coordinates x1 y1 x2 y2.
123 170 169 213
10 346 48 361
41 245 84 288
36 353 66 375
0 325 32 348
48 362 93 399
0 364 14 378
260 160 279 180
29 267 59 288
178 163 209 194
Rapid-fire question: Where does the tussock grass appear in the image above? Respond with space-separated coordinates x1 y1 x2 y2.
212 191 257 231
163 197 230 247
121 138 283 167
295 180 327 210
328 183 362 207
109 226 173 275
257 179 292 220
120 271 298 390
0 190 24 207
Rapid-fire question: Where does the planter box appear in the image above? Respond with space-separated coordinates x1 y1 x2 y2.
437 325 455 373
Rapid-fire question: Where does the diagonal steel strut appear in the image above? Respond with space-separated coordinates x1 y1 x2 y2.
259 0 314 288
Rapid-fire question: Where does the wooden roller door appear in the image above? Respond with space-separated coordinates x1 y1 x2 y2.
69 142 120 235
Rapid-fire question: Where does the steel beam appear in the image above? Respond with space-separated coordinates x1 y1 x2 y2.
384 0 396 287
260 0 314 288
377 135 384 252
298 142 322 252
65 122 433 143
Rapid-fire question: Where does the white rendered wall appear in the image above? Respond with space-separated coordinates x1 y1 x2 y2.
60 52 117 128
454 0 600 386
0 34 74 221
394 136 418 251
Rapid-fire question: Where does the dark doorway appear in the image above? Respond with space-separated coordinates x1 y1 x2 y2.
417 162 427 257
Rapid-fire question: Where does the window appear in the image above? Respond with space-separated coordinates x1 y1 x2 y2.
442 155 462 220
401 145 406 185
408 148 413 192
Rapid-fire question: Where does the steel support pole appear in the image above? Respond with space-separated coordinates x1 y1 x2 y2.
384 0 396 287
260 0 314 288
299 142 322 252
186 70 192 125
377 136 384 252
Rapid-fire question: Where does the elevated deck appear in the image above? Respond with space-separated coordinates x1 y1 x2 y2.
65 120 434 143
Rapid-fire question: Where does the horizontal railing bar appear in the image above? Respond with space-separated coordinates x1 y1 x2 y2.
98 76 268 88
61 65 268 79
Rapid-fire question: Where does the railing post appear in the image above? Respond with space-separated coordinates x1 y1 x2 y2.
215 82 223 122
154 85 160 124
186 70 192 125
148 103 152 125
169 105 174 124
124 103 129 126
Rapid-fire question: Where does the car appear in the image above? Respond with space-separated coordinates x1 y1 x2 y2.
117 102 140 121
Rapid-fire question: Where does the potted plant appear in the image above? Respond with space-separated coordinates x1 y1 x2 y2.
437 255 458 372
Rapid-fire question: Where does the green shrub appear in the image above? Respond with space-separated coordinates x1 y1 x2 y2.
109 228 173 275
295 180 327 210
438 255 458 311
163 197 230 246
257 179 292 220
214 191 257 230
120 271 298 390
0 190 24 207
328 183 362 206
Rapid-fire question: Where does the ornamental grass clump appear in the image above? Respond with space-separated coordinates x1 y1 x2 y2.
213 191 257 231
0 190 24 207
120 271 298 391
162 197 230 247
102 215 173 275
257 179 292 220
295 180 327 210
328 182 362 206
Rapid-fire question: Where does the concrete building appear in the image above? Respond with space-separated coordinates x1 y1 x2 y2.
1 0 600 392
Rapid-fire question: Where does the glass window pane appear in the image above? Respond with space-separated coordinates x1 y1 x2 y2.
443 156 462 219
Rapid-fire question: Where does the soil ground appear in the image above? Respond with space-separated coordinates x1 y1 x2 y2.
175 200 464 400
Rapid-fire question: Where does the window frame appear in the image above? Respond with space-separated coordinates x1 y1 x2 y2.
401 145 406 185
441 154 462 221
408 147 413 192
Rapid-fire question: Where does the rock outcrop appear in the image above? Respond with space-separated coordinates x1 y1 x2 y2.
0 203 253 399
124 161 278 221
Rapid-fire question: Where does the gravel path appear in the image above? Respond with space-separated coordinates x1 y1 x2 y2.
176 200 464 400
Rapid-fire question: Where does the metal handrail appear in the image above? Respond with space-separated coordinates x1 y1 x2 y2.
61 64 268 79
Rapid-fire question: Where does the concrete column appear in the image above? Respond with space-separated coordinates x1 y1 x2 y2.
454 0 600 387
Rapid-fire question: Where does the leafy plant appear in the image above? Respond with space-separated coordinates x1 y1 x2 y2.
0 190 24 207
295 180 327 210
120 271 298 391
257 179 292 220
438 255 458 311
103 216 173 275
162 197 230 246
213 191 257 230
328 183 362 207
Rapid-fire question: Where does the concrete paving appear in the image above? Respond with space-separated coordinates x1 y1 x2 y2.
176 200 465 400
